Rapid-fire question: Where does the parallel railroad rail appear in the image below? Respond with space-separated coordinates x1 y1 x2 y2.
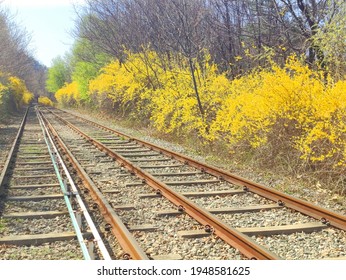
0 110 27 186
38 107 346 260
0 107 112 260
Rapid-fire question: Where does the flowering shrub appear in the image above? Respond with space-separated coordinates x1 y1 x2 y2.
89 51 158 119
0 72 33 110
88 51 229 136
0 82 6 105
55 81 80 107
38 96 54 107
0 82 8 116
8 76 34 109
211 56 346 167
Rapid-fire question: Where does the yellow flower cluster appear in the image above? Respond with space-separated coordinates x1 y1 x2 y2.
0 72 33 108
38 96 54 107
88 51 229 136
55 81 80 107
7 76 34 109
0 83 5 107
211 56 346 166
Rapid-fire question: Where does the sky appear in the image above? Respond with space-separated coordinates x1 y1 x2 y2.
2 0 85 67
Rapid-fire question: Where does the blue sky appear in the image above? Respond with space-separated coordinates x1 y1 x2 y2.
3 0 84 67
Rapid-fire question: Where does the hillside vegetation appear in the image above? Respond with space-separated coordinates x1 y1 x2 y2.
0 73 34 120
0 6 47 119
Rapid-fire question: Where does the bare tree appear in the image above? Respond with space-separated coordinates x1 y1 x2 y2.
271 0 339 66
74 0 133 62
77 0 212 117
73 0 343 80
0 6 47 96
207 0 247 74
138 0 211 118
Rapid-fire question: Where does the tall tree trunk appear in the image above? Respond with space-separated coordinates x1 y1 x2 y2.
188 58 204 118
224 0 235 72
255 0 262 51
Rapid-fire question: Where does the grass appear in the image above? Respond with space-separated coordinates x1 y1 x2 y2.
19 146 43 153
0 219 7 234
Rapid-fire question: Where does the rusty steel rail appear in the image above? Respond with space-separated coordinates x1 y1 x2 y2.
43 108 280 260
38 109 149 260
53 108 346 232
0 107 29 191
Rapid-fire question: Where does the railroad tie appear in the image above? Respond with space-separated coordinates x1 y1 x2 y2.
6 194 64 201
112 148 151 153
155 204 282 216
138 189 245 199
178 222 328 238
3 211 69 219
130 158 170 163
151 254 183 260
103 189 121 194
15 161 53 166
112 204 136 210
120 152 160 158
128 224 159 232
14 167 54 172
237 222 328 236
164 179 220 186
12 174 56 179
138 164 185 169
0 232 92 246
9 183 60 189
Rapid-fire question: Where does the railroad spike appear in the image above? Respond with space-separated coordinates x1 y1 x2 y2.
278 200 285 206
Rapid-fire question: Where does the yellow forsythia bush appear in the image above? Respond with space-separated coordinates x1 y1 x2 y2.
89 58 142 110
6 75 34 109
0 82 6 103
38 96 54 107
210 56 346 166
149 57 231 137
298 80 346 165
89 51 229 136
0 82 7 110
55 81 80 107
1 72 33 120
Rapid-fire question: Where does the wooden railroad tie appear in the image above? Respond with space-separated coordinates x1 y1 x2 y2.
138 189 245 199
178 222 328 238
0 232 92 246
3 211 69 219
6 194 64 201
156 204 282 216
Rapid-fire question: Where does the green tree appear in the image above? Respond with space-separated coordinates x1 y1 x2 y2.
70 39 110 103
46 56 71 93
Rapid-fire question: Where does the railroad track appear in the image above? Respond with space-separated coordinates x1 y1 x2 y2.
0 107 112 260
40 109 256 260
0 112 26 178
38 107 346 260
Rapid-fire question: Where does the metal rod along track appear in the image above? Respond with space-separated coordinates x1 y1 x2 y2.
36 107 112 260
39 109 149 260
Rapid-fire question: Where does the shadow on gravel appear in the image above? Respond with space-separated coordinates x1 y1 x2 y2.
0 127 18 146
